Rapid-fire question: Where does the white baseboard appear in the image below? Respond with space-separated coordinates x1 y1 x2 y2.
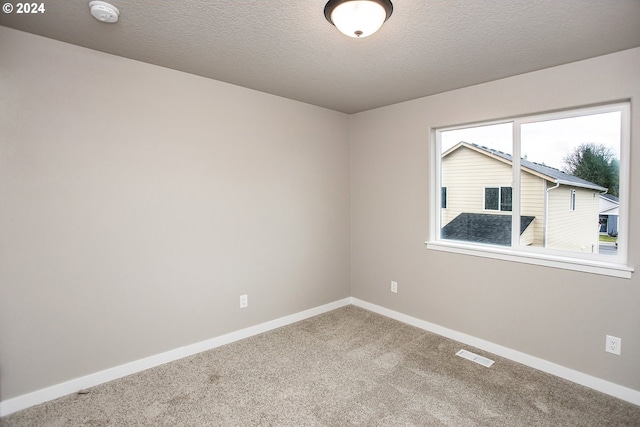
0 297 352 417
351 298 640 407
4 296 638 417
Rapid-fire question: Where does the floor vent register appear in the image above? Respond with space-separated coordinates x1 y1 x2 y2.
456 349 495 367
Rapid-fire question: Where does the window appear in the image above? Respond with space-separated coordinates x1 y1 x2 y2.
429 102 632 278
484 187 499 210
484 187 512 211
599 215 608 233
501 186 512 212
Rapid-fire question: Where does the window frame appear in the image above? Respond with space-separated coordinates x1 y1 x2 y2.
483 186 512 212
427 102 633 279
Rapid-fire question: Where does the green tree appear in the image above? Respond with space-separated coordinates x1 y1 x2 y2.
563 143 619 197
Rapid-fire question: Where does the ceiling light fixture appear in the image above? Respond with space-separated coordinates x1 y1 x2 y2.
89 1 119 23
324 0 393 38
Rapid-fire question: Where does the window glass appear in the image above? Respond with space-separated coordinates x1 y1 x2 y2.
435 103 627 266
485 188 499 210
439 123 512 245
500 187 512 211
519 111 621 256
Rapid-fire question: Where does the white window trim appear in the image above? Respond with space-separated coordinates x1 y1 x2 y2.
426 241 633 278
428 102 633 279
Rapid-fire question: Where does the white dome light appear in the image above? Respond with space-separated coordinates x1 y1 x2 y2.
325 0 393 38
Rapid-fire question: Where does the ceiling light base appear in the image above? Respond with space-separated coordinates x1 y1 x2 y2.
324 0 393 38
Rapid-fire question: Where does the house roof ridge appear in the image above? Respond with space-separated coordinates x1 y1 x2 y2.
600 193 619 203
457 141 606 192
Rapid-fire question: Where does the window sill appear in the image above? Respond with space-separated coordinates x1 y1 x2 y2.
425 241 633 279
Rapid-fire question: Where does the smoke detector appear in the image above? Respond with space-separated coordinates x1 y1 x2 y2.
89 1 119 23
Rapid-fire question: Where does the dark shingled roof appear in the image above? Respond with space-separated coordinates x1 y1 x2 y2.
449 143 607 192
441 213 535 246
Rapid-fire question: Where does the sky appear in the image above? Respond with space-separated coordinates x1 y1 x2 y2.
440 111 622 171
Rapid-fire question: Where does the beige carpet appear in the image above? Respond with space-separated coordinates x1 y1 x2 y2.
2 305 640 426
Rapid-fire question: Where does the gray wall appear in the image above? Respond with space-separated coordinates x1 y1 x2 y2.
2 25 639 403
0 28 351 399
350 47 640 390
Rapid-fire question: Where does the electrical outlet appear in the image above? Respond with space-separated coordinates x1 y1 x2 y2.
605 335 621 355
240 294 248 309
391 281 398 293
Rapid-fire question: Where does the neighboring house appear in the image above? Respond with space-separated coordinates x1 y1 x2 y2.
599 193 619 236
441 142 606 253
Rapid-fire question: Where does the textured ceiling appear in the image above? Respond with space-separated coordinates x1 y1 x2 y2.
2 0 640 113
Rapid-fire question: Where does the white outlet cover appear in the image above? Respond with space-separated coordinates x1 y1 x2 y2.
240 294 248 308
605 335 621 355
391 281 398 293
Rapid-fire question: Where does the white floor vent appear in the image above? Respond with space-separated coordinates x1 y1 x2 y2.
456 349 495 367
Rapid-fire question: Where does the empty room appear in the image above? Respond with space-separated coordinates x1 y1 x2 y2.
1 1 640 425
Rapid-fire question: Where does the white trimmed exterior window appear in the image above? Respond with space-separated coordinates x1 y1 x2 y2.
484 186 512 212
570 189 577 211
428 102 632 278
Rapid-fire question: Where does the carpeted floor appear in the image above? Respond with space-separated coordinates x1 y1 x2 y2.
2 305 640 426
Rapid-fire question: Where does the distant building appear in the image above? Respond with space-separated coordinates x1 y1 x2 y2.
441 142 606 253
599 193 619 236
